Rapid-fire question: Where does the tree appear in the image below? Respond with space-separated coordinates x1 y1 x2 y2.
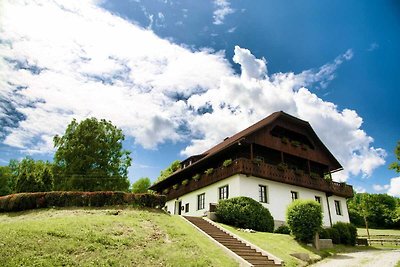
53 118 131 191
0 166 12 196
14 157 54 193
389 141 400 173
131 177 151 193
155 160 181 184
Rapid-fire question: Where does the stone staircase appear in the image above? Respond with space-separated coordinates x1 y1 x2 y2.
184 216 282 267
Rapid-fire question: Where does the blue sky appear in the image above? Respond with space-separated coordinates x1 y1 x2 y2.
0 0 399 195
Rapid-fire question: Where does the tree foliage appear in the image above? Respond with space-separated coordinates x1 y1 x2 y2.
155 160 180 184
13 157 54 193
389 141 400 173
347 192 399 228
53 118 131 191
216 197 274 232
131 177 151 193
0 166 12 196
286 199 322 243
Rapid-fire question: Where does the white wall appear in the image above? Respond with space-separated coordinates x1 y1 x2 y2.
165 175 241 217
165 174 350 227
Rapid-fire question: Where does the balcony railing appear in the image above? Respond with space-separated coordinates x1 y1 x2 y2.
166 158 353 200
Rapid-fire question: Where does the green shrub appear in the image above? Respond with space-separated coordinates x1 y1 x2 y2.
332 222 357 246
192 174 201 181
223 159 233 167
277 163 288 171
274 225 291 235
216 197 274 232
0 192 166 212
204 168 214 175
286 199 322 243
319 227 340 244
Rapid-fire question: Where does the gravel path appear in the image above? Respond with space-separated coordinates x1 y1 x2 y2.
310 250 400 267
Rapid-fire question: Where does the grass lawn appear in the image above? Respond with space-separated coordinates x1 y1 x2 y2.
218 223 381 267
217 223 321 267
358 227 400 236
0 208 238 267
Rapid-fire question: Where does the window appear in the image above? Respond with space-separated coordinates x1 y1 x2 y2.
334 200 342 215
185 203 189 213
219 185 229 200
291 191 298 201
259 185 268 203
197 193 205 210
315 196 322 210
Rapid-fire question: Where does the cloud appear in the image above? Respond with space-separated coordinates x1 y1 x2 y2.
183 47 385 182
213 0 234 25
0 0 386 182
367 42 379 52
373 184 389 192
387 177 400 196
354 186 366 193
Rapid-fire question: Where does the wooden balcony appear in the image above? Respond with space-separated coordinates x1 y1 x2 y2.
166 158 353 201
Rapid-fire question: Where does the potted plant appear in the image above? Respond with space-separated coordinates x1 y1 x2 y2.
301 144 309 151
291 140 301 147
294 168 304 176
281 137 289 144
181 179 189 186
277 162 288 171
192 173 201 181
172 184 179 190
204 168 214 175
223 159 233 167
162 188 170 194
252 158 263 165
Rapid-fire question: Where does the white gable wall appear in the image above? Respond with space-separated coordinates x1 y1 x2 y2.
165 174 350 227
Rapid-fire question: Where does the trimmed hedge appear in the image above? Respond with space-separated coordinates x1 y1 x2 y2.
0 191 166 212
274 225 291 235
216 197 274 232
332 222 357 246
319 222 357 246
286 199 322 243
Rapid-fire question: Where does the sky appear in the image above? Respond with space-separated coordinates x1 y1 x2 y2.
0 0 399 195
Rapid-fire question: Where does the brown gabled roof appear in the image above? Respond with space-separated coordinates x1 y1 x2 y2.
150 111 343 190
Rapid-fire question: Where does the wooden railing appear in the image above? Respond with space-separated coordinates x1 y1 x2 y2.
166 158 353 200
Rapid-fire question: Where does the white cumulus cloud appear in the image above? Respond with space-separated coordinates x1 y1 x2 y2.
213 0 234 25
387 177 400 197
373 184 390 192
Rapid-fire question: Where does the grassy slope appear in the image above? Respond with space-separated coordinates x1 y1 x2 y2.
0 208 238 267
218 223 321 267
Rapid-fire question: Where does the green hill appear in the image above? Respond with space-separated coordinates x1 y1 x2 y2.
0 208 237 266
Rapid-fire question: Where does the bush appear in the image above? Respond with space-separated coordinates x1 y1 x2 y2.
216 197 274 232
274 225 291 235
0 192 166 212
319 227 340 244
332 222 357 246
286 199 322 243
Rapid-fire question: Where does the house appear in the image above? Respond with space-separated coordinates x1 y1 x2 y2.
150 111 353 227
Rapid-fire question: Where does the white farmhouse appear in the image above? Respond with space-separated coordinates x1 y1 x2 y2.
150 111 352 227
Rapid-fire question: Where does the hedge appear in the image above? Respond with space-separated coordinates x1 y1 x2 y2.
216 197 274 232
319 222 357 246
0 191 166 212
